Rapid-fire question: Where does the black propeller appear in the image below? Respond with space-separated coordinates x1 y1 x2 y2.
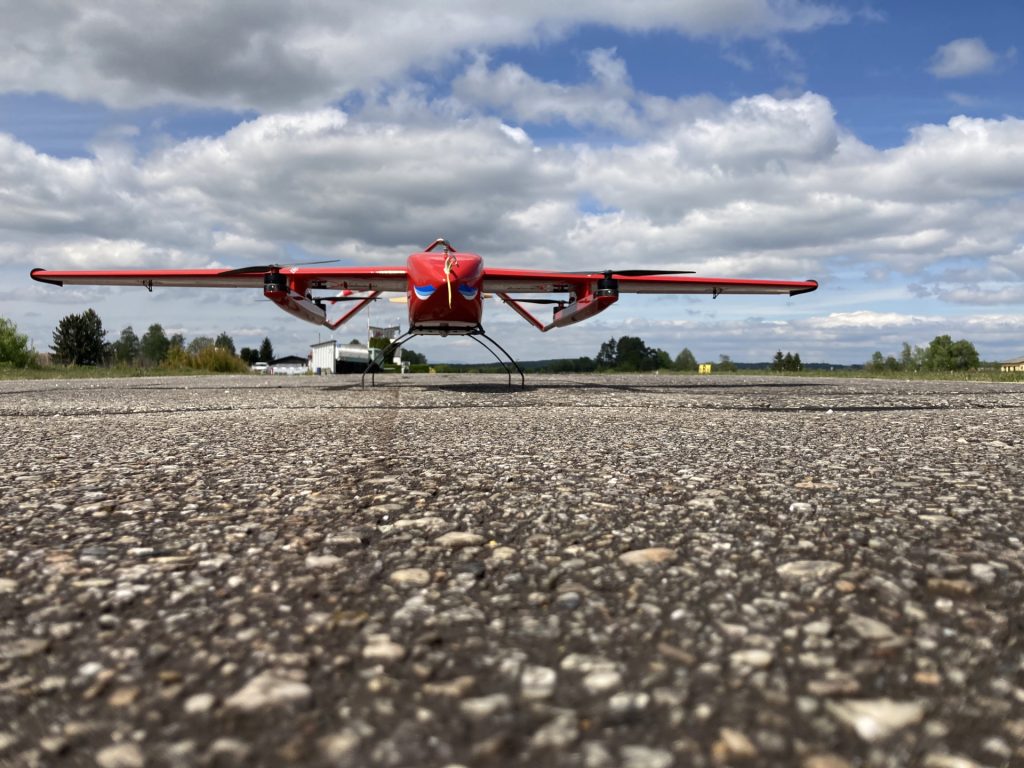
219 258 340 277
570 269 695 277
314 295 375 303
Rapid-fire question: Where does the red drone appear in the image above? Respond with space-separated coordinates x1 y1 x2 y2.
32 238 817 386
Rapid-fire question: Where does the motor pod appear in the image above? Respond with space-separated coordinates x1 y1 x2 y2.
596 273 619 298
264 272 288 295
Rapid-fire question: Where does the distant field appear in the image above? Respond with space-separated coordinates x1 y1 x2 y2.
0 365 238 380
3 364 1021 383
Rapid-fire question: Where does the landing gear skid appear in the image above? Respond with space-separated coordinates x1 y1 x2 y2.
467 329 525 389
361 330 417 389
360 325 525 389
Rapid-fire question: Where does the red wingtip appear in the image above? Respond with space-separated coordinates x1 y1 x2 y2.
31 268 64 287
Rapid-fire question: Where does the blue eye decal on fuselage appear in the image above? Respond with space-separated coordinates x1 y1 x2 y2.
413 285 436 301
458 284 478 301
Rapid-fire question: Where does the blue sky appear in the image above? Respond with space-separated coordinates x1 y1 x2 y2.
1 1 1022 364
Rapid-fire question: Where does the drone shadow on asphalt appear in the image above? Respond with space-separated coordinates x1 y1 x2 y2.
322 379 824 395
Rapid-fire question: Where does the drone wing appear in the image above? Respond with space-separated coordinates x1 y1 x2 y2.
482 267 817 332
31 266 409 292
482 268 818 296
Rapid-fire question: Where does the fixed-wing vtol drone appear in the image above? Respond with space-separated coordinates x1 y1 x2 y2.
31 238 817 385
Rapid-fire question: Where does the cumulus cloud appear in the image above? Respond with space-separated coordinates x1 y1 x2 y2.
453 50 786 140
928 37 1011 78
0 1 848 110
4 91 1024 283
452 50 650 136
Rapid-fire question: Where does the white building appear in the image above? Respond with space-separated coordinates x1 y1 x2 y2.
1001 356 1024 372
310 340 384 373
269 355 309 375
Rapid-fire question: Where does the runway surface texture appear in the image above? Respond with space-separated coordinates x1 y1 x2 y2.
2 373 1022 768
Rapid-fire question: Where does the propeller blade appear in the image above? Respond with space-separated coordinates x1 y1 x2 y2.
316 295 376 303
614 269 695 276
568 268 695 277
220 258 340 277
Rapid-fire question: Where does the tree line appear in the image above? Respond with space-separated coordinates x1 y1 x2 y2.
528 334 984 375
865 336 979 372
584 337 803 373
547 336 703 372
0 315 992 376
0 309 279 372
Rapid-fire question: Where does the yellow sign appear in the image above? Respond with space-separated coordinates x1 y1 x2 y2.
699 364 712 374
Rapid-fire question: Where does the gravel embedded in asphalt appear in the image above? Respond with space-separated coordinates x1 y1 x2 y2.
1 373 1022 767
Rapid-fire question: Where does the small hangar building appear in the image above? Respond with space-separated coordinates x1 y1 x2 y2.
311 340 384 374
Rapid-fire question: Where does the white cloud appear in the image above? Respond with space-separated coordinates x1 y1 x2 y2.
0 1 848 111
928 37 1004 78
4 91 1024 282
813 310 941 328
937 284 1024 305
452 50 723 139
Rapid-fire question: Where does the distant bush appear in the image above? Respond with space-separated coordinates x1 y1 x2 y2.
0 317 35 368
163 346 249 373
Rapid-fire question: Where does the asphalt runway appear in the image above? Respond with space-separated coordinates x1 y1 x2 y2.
2 373 1022 768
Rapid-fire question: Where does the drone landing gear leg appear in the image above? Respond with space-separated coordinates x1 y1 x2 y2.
469 329 525 389
361 331 416 388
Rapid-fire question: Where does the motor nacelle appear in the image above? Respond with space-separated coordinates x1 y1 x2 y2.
263 273 326 325
264 272 288 294
596 275 619 297
549 280 618 328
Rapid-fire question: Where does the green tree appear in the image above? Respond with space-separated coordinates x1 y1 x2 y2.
403 348 427 365
168 333 185 352
51 309 106 365
923 335 979 371
717 354 738 372
866 351 884 372
140 324 170 365
772 350 785 372
615 336 660 371
187 336 215 355
595 338 617 369
0 317 34 367
884 355 900 372
783 352 794 371
259 337 275 363
899 342 918 371
111 326 141 365
949 339 980 370
674 347 698 372
792 352 802 371
239 347 259 365
214 332 236 355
